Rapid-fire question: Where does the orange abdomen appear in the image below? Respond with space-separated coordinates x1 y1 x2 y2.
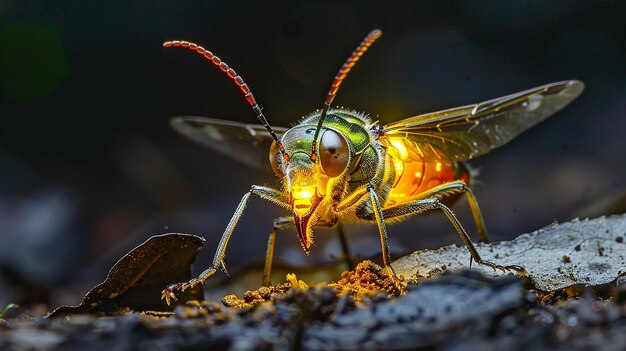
386 138 469 207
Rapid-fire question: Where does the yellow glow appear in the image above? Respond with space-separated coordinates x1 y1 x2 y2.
394 159 404 174
414 171 422 178
293 187 314 200
435 162 442 172
390 139 408 160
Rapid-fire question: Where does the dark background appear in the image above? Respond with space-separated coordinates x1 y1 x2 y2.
1 1 625 305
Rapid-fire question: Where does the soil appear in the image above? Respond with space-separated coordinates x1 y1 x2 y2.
1 260 625 350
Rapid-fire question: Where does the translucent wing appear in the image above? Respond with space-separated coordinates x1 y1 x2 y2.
383 80 584 162
171 116 288 172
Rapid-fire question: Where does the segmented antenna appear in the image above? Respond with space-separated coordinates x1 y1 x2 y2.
310 29 383 161
163 40 289 161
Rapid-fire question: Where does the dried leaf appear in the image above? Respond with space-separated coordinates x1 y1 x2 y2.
49 233 205 318
392 215 626 291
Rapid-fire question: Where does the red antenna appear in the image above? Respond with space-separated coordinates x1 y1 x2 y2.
163 40 289 161
310 29 383 161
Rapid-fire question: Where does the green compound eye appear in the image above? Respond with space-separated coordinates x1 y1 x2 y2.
319 129 349 178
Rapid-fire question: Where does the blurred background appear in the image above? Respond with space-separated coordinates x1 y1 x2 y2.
1 1 625 306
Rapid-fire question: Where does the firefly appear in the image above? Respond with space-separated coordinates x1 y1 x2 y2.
161 30 584 305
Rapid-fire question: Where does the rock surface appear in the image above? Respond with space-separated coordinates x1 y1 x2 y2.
393 215 626 291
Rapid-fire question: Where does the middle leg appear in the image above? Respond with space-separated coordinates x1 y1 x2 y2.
263 216 294 286
335 221 354 270
262 217 352 286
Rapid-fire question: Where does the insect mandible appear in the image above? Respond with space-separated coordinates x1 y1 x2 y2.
161 29 584 305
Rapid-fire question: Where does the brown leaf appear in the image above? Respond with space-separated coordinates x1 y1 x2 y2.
48 233 205 318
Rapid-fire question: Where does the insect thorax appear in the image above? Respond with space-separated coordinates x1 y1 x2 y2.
277 108 470 216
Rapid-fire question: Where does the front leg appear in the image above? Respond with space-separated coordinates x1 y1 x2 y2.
162 185 290 305
367 185 401 288
334 184 401 282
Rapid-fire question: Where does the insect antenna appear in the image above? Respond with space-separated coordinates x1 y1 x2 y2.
310 29 382 161
163 40 289 161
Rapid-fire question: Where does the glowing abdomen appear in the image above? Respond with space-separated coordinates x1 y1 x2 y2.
386 138 469 207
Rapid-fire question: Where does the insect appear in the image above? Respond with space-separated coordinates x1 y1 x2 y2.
161 29 584 305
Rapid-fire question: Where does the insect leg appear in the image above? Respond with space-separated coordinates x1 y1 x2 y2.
380 197 525 275
330 184 373 269
405 181 489 243
335 221 354 270
162 185 290 305
463 186 489 243
368 185 400 283
263 216 294 286
334 184 369 212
